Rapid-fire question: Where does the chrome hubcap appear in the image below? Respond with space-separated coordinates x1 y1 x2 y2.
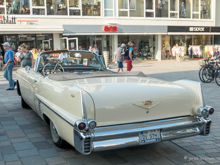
52 124 59 139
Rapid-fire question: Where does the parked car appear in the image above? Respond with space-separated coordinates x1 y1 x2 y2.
16 50 214 155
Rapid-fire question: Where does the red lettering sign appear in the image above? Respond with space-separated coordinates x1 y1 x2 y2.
104 26 117 32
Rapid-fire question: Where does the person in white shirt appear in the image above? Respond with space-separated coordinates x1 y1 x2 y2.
15 47 21 59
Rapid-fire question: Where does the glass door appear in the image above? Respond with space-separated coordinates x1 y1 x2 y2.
42 40 50 50
60 37 68 50
68 38 78 50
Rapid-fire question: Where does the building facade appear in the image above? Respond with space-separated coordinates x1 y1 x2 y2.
0 0 218 61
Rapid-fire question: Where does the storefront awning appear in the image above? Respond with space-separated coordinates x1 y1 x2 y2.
63 25 167 35
0 25 63 34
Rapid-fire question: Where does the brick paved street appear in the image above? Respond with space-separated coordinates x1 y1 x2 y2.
0 60 219 165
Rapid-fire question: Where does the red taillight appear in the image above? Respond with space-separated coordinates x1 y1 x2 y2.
78 123 86 130
209 108 214 115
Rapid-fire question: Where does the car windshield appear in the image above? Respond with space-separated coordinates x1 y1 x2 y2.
37 50 105 75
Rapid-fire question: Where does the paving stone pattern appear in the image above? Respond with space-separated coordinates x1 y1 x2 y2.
0 60 219 165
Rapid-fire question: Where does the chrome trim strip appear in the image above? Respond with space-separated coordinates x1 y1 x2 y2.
35 96 75 127
80 90 87 120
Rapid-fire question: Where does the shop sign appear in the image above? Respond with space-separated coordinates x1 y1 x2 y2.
168 26 210 33
0 15 16 24
104 26 117 32
189 27 205 32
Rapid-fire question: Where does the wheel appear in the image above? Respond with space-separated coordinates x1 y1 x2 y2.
17 81 21 96
21 95 30 109
201 67 214 83
199 67 205 82
50 120 66 148
215 71 220 86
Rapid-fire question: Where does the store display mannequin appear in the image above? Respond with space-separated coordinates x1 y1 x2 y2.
201 3 208 19
180 2 186 18
157 0 162 17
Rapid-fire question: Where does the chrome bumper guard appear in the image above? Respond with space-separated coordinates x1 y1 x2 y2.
74 116 211 155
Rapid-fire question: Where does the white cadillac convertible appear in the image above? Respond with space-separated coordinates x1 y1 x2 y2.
16 50 214 155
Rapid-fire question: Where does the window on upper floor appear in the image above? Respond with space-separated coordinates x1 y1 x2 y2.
118 0 144 17
155 0 168 18
46 0 67 15
146 0 154 17
32 0 44 6
193 0 199 18
0 7 4 14
201 0 211 19
179 0 191 19
82 0 101 16
69 0 81 16
104 0 113 17
7 0 30 15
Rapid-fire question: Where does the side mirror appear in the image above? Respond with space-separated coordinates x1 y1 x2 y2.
25 66 30 73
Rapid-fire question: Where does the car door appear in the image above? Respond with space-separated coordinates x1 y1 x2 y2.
25 68 43 111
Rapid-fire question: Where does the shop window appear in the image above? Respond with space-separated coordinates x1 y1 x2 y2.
130 0 144 17
118 35 157 60
179 0 191 18
69 9 80 16
118 0 144 17
193 0 199 12
0 7 4 14
170 0 178 18
201 0 211 19
192 0 199 19
46 0 67 15
193 13 199 19
104 0 113 17
69 0 80 7
155 0 168 18
82 0 101 16
170 13 178 18
6 0 30 15
5 35 17 51
69 0 81 16
33 8 45 15
118 0 128 16
32 0 44 6
146 0 154 17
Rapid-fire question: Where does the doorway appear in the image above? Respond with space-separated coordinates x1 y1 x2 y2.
60 37 78 50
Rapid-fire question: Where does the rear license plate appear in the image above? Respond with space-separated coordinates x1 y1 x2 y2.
139 129 161 144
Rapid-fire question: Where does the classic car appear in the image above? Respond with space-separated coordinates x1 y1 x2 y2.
16 50 214 155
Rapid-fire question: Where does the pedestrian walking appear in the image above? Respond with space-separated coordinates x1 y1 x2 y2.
19 44 34 68
124 40 134 71
113 44 126 72
2 42 16 90
32 48 38 59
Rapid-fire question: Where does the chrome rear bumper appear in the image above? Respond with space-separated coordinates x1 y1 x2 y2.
74 116 211 155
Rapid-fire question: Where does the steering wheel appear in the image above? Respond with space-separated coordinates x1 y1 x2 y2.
42 63 65 76
53 63 65 74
